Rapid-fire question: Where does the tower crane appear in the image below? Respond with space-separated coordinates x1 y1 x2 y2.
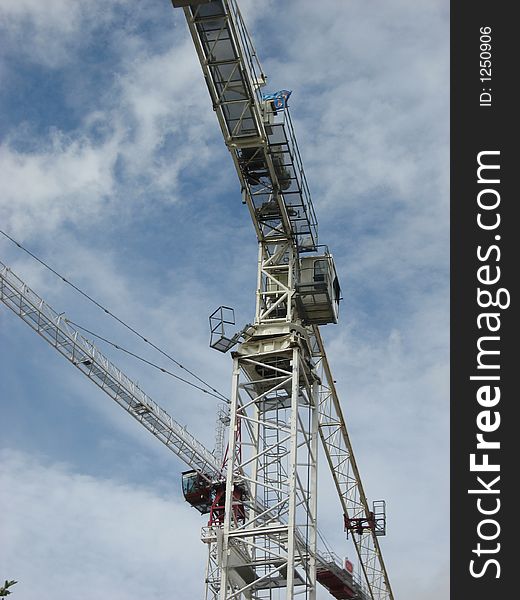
0 1 394 600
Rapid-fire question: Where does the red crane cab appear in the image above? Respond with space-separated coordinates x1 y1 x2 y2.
181 470 247 525
181 470 213 514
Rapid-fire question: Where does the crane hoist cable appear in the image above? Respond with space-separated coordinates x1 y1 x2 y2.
67 318 228 402
0 228 228 403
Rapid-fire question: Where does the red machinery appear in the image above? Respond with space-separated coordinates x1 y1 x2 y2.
181 471 246 525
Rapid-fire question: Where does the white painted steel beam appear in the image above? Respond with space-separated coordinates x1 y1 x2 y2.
312 326 394 600
0 260 221 481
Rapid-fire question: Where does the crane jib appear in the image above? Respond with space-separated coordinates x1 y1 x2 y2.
0 261 222 482
175 0 318 252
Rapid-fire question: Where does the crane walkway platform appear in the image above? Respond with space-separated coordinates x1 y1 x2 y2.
317 559 369 600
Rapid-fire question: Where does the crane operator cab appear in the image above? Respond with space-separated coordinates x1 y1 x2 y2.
182 470 247 525
182 470 213 514
296 251 341 325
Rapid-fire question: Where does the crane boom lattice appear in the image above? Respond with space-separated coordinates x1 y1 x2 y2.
0 260 221 481
313 327 392 599
178 0 318 252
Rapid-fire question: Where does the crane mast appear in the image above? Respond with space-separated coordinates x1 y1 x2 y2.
171 2 393 600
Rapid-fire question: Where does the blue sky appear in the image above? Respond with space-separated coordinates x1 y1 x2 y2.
0 1 449 599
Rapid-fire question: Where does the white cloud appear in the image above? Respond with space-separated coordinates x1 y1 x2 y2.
0 131 120 237
0 64 217 240
0 449 204 600
0 0 223 239
0 0 125 68
262 0 449 217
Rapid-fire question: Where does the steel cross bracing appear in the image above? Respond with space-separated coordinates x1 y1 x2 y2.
178 0 318 252
0 257 384 599
0 260 221 482
204 332 320 600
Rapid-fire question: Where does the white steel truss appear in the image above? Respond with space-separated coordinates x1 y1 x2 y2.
204 335 319 600
0 257 391 599
0 260 221 481
312 328 393 600
2 1 396 597
255 239 296 324
179 0 318 253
